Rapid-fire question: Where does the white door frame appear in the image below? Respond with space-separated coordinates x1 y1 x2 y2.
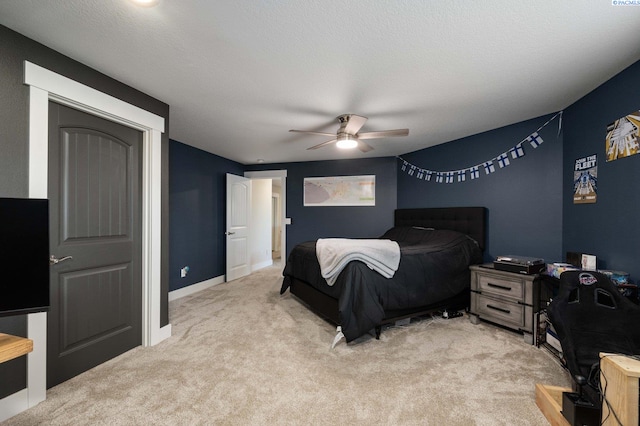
0 61 171 417
271 192 281 255
244 170 287 264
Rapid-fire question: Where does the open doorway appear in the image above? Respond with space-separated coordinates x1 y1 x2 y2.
244 170 287 270
271 181 282 263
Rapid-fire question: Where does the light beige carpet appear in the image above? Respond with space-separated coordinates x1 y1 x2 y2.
4 266 570 425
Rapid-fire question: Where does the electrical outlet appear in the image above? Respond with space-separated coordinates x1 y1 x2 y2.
180 266 189 278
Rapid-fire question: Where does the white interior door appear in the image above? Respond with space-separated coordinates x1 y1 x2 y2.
226 173 251 281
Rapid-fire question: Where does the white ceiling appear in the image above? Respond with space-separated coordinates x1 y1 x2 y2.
2 1 640 165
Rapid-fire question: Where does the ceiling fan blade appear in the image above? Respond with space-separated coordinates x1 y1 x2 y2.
357 129 409 139
344 114 368 135
307 139 337 150
289 129 336 137
357 140 374 152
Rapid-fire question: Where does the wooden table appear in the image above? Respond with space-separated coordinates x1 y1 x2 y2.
0 333 33 364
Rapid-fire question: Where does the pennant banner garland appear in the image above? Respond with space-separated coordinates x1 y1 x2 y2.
399 111 562 184
483 160 495 174
510 143 525 159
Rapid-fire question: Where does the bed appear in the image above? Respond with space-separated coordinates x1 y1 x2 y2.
280 207 486 342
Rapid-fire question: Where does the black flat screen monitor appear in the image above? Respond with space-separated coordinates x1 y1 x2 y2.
0 197 50 317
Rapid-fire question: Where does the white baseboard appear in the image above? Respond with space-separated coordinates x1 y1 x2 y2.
252 259 273 272
0 388 29 423
168 275 225 302
153 324 172 345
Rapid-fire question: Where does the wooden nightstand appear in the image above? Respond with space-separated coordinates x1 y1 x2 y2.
469 263 551 344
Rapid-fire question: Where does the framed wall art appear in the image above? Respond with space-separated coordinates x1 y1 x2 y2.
304 175 375 206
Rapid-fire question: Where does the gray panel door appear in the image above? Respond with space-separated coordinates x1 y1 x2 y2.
47 102 142 388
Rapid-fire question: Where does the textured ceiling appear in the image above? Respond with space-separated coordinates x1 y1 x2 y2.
1 1 640 165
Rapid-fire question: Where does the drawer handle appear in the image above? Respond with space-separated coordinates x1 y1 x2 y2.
487 304 511 314
487 282 512 291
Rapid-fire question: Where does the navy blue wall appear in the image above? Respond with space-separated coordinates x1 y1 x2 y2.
169 140 244 291
172 57 640 287
397 114 564 263
563 60 640 281
246 157 397 255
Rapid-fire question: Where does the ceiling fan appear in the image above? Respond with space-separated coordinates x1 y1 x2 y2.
289 114 409 152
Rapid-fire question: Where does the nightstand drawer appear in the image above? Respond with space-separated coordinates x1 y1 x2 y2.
477 274 525 303
473 294 527 329
469 264 542 343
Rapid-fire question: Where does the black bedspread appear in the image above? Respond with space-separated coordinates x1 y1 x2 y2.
280 226 483 342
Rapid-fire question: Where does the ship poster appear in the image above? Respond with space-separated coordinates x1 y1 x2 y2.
573 155 597 204
605 112 640 162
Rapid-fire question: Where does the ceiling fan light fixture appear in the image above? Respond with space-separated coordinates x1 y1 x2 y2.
336 135 357 149
130 0 160 7
292 113 408 153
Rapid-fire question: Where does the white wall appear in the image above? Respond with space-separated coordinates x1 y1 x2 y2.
250 179 272 270
272 184 282 255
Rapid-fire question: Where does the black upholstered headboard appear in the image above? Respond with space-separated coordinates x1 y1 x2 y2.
394 207 487 251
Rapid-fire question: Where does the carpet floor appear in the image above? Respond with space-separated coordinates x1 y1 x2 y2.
3 265 570 425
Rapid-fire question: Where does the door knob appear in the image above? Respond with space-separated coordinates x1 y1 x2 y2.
225 231 235 236
50 255 73 265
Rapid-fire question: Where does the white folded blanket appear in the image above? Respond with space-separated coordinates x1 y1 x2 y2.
316 238 401 286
